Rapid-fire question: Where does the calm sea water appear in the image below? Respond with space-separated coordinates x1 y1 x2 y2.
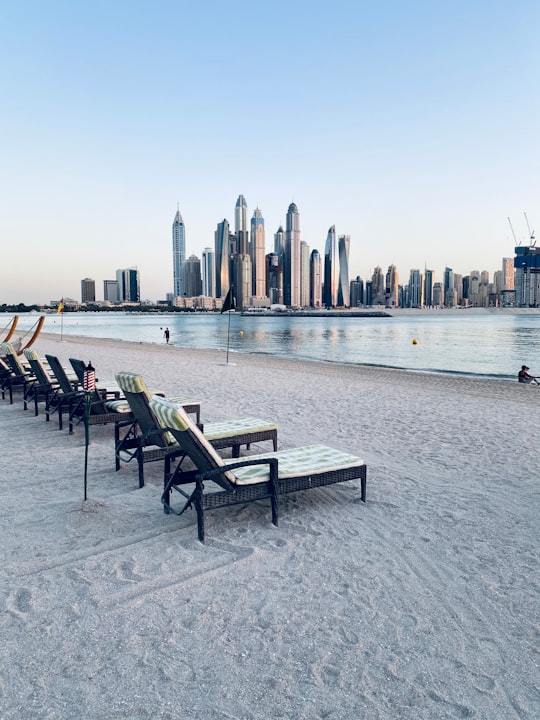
3 311 540 382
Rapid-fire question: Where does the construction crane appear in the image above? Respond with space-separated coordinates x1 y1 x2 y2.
524 212 536 245
508 216 519 245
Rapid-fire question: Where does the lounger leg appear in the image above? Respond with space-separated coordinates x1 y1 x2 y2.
193 483 205 542
232 444 240 458
137 441 144 489
361 470 367 503
270 495 279 527
163 456 171 512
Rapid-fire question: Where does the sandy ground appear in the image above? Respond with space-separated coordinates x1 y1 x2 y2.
1 332 538 720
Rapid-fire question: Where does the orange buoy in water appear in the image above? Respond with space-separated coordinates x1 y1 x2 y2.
412 338 418 345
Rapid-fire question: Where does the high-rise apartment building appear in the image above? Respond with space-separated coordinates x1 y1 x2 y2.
350 276 364 307
235 194 249 256
172 207 186 298
424 270 434 307
323 225 338 307
371 267 385 305
214 219 230 299
502 257 515 291
201 248 215 298
266 253 283 305
234 254 252 309
443 267 455 307
250 208 266 299
338 235 350 307
274 226 285 262
310 250 322 308
103 280 119 303
514 245 540 307
184 255 202 297
408 269 423 307
284 203 301 307
116 268 140 303
81 278 95 303
300 241 311 307
385 265 399 308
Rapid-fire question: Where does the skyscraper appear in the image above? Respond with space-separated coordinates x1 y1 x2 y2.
424 269 434 307
408 269 423 308
184 255 202 297
443 267 455 307
214 219 230 299
81 278 95 303
201 247 215 298
385 265 399 308
250 208 266 298
116 268 140 303
323 225 338 307
103 280 119 303
310 249 322 308
266 253 283 305
234 194 249 255
514 245 540 307
274 226 285 262
284 203 301 307
172 207 186 298
300 240 310 307
502 258 515 291
338 235 350 307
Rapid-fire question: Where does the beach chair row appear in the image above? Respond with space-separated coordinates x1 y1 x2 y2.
1 344 367 542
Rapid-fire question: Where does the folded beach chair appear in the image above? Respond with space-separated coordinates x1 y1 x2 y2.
1 342 36 405
150 396 366 542
115 371 277 488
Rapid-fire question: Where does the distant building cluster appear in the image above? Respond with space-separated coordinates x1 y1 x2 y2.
72 197 539 310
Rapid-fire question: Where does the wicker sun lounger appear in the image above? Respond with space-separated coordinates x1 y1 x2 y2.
150 395 366 542
115 372 277 488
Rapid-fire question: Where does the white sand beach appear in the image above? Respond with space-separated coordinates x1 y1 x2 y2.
1 333 538 720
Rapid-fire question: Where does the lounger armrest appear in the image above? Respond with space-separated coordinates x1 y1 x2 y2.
198 457 279 481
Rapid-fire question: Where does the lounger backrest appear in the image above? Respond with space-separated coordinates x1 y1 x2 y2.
115 371 172 447
45 355 78 394
150 396 236 489
23 349 54 387
1 343 28 377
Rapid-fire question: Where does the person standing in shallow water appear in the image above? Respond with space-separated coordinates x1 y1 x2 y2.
164 327 170 344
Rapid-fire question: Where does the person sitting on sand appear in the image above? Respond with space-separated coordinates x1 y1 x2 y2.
518 365 539 384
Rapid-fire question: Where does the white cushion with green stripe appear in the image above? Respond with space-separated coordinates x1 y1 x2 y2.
103 399 132 413
227 445 363 486
2 342 27 374
203 417 277 440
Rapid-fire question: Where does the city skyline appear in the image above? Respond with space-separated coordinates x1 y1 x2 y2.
0 1 538 305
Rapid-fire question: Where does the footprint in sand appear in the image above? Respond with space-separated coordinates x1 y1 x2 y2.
6 588 32 619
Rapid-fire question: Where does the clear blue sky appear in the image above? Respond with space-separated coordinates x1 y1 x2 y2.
1 0 538 304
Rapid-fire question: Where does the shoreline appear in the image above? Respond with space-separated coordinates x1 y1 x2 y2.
37 330 523 384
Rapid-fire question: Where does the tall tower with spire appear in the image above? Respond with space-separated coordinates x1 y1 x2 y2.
284 202 301 307
323 225 338 307
172 206 186 298
250 207 266 298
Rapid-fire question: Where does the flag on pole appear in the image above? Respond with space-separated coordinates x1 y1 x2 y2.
220 287 235 313
57 299 64 314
